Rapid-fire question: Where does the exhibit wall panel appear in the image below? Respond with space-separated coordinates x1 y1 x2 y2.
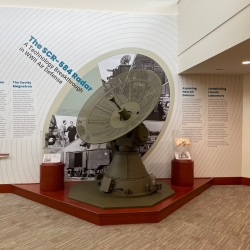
0 7 243 184
145 74 242 178
242 75 250 178
0 7 179 184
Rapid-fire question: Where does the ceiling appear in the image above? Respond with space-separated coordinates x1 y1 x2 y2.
180 38 250 75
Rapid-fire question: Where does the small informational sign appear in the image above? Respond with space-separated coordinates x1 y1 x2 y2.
43 154 61 163
174 151 191 160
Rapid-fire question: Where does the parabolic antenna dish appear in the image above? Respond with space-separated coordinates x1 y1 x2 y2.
76 69 162 144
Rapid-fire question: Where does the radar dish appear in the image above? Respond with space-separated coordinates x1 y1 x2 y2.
120 55 131 65
70 69 174 199
76 70 162 144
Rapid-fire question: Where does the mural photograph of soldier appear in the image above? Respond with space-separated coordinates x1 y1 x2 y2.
157 101 165 121
60 120 68 147
67 121 77 143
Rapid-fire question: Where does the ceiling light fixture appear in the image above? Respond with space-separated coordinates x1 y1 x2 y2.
242 61 250 64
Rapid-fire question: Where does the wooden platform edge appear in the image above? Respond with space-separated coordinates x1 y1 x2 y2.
158 179 213 221
11 179 213 226
0 177 249 226
11 185 100 225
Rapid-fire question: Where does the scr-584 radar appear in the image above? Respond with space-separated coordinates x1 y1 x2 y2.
75 69 167 197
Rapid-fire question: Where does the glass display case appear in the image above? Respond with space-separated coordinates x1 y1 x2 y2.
172 130 192 160
41 130 63 163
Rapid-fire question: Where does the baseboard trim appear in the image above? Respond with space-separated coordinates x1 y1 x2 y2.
242 177 250 186
0 184 13 193
212 177 242 185
159 177 250 186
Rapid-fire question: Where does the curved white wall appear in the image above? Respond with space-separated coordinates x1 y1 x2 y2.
0 7 179 183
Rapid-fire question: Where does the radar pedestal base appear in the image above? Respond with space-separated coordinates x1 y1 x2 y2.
98 150 164 197
68 150 175 208
68 180 174 209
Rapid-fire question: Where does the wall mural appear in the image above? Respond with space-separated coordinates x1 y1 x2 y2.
44 53 170 180
0 7 242 184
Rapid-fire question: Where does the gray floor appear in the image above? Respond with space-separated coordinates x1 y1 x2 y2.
0 185 250 250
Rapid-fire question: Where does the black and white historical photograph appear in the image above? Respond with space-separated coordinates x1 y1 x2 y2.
44 54 171 179
136 121 162 157
131 54 170 122
98 54 136 82
44 114 111 180
64 147 110 180
98 53 170 122
97 53 170 156
45 115 78 148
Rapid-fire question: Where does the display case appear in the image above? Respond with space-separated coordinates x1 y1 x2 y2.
40 130 64 192
171 130 194 186
172 130 192 160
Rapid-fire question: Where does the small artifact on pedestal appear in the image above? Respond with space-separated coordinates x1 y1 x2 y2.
174 137 191 160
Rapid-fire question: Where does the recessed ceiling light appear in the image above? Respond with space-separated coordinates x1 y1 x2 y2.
242 61 250 64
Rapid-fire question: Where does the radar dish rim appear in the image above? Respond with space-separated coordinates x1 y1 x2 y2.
76 69 162 144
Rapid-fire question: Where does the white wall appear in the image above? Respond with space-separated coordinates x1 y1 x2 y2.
145 74 243 178
178 0 250 54
178 0 250 73
0 7 179 183
242 75 250 178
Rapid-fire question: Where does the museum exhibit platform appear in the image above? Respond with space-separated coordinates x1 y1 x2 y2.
1 178 212 226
